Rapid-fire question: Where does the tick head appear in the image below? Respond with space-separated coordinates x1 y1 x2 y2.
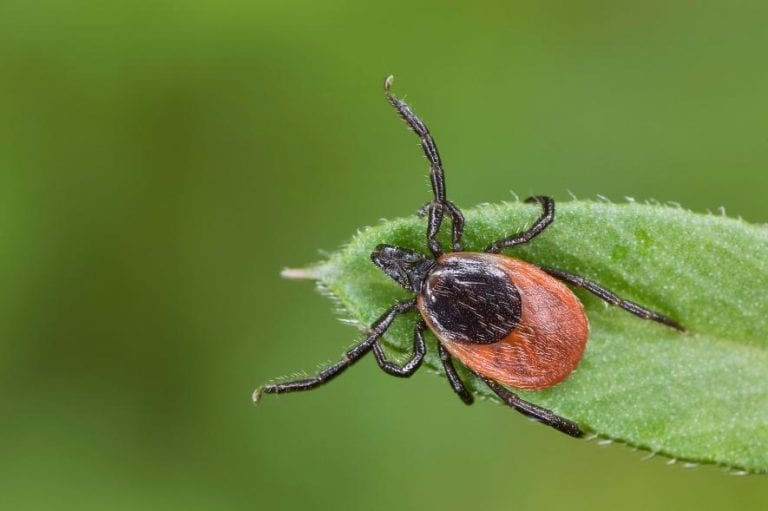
371 244 434 292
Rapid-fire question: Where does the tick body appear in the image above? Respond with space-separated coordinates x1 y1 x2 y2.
255 76 683 438
420 253 589 390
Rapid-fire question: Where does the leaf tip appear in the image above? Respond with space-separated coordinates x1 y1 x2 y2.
281 265 327 281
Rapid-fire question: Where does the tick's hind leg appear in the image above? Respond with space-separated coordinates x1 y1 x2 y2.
485 196 554 253
478 374 584 438
253 299 416 403
372 319 427 377
540 266 684 331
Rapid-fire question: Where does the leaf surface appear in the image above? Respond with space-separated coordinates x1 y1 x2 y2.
299 201 768 473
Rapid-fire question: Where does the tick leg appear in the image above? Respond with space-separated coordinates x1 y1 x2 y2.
253 299 416 403
385 76 464 256
426 201 446 257
437 343 474 405
445 201 465 252
418 200 465 253
384 76 446 203
372 319 427 377
540 266 684 331
478 374 584 438
485 196 554 253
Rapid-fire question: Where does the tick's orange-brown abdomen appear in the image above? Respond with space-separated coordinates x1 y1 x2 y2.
417 253 589 390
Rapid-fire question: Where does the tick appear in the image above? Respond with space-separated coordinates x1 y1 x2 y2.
254 76 683 437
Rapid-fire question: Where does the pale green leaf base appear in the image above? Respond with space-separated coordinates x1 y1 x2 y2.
298 201 768 474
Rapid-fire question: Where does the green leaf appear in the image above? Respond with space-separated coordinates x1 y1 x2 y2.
290 200 768 474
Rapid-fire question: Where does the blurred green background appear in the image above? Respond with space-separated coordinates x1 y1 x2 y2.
1 1 767 509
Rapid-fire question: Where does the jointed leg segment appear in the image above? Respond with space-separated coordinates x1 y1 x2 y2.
253 298 416 402
385 76 464 256
485 196 555 253
477 374 584 437
445 201 465 252
539 267 684 331
437 343 474 405
372 319 427 377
